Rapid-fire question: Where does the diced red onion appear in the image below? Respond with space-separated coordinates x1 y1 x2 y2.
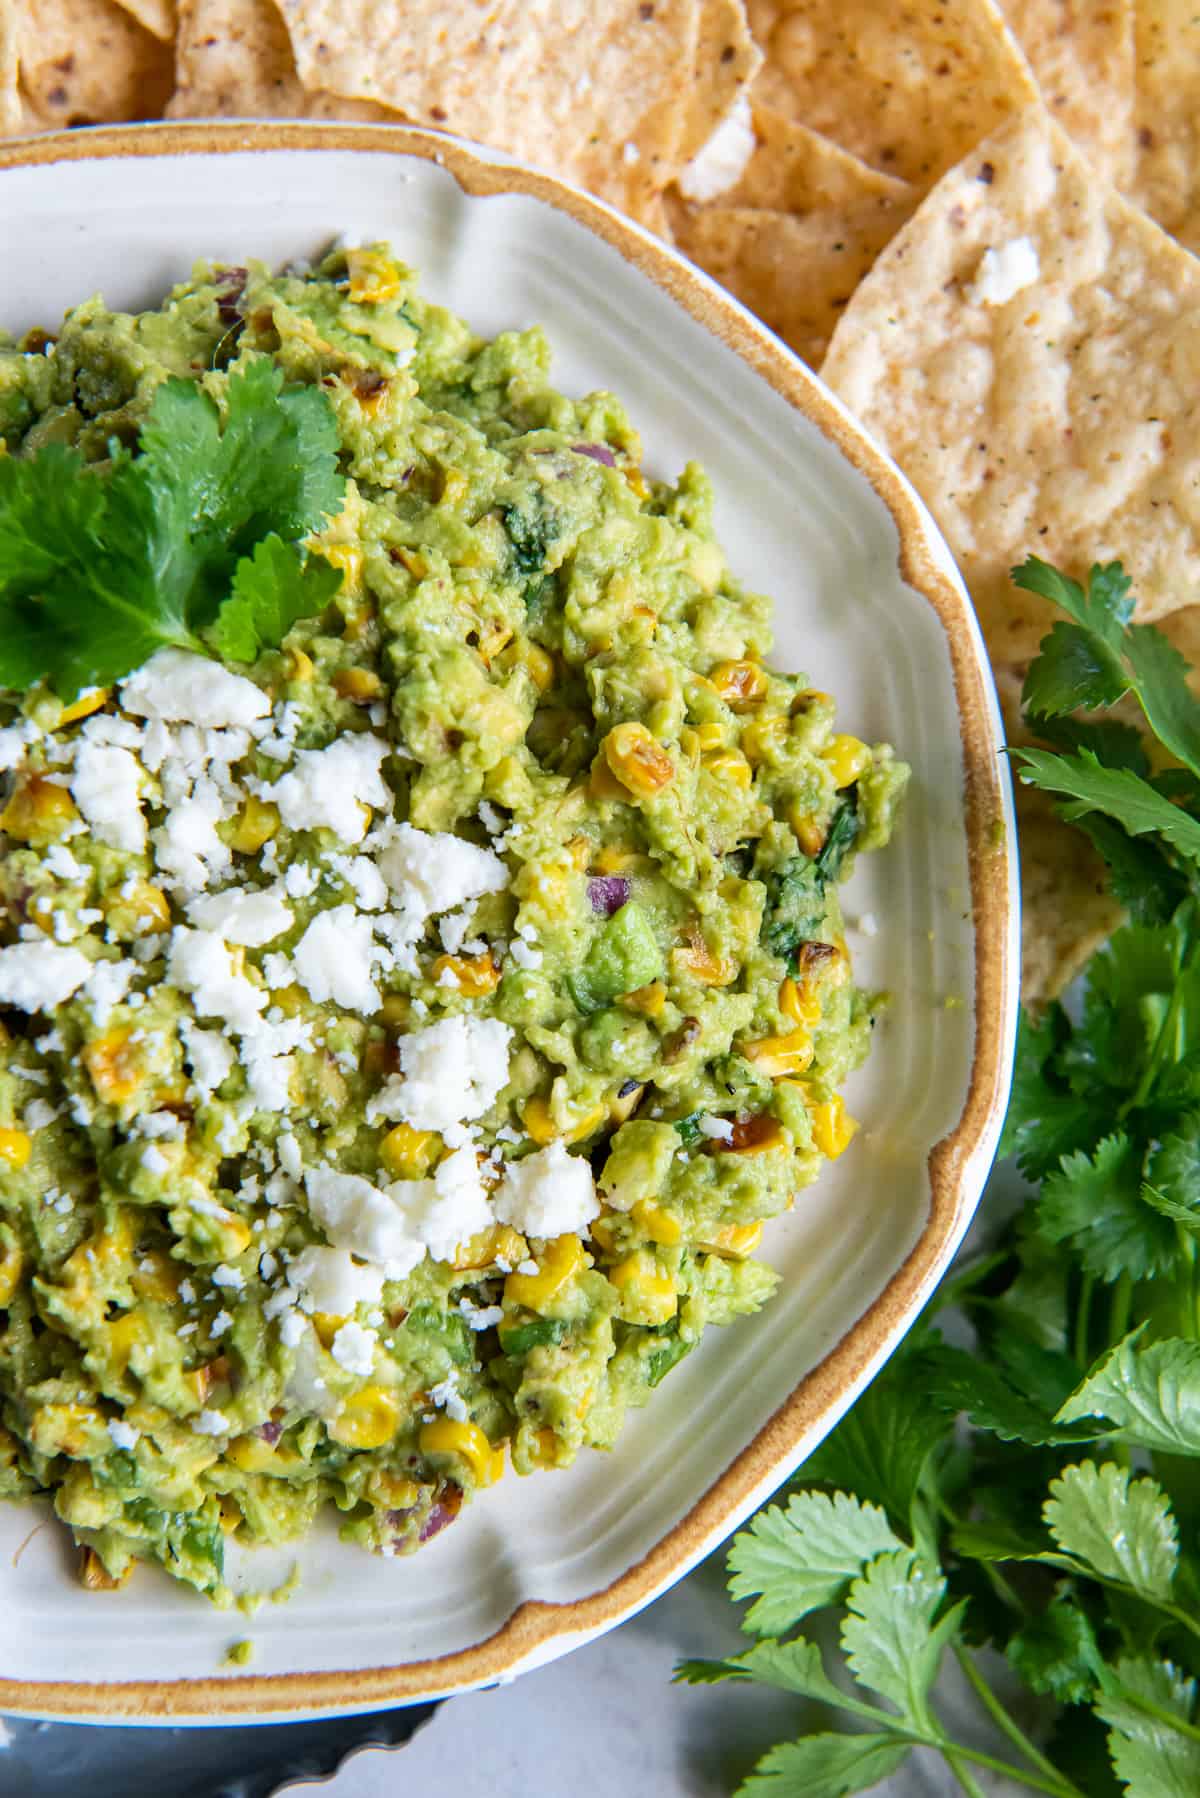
215 268 247 324
257 1419 283 1445
572 442 616 467
588 875 631 916
417 1501 459 1544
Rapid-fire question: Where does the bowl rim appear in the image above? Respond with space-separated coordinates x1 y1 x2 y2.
0 117 1017 1721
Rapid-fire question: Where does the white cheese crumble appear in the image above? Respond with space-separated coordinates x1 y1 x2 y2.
285 1244 386 1314
330 1319 377 1376
211 1263 245 1291
0 723 36 773
305 1166 418 1270
278 1309 307 1348
293 905 381 1015
969 236 1040 307
152 777 231 895
106 1418 141 1452
677 95 755 203
492 1139 599 1238
277 1132 303 1180
508 937 543 970
186 888 293 946
180 1019 236 1098
698 1113 734 1142
458 1297 504 1331
167 927 267 1032
141 1144 170 1175
366 1014 512 1132
121 649 269 729
264 733 391 842
391 1144 492 1264
325 852 388 911
209 1309 233 1337
429 1372 469 1422
375 822 507 925
69 742 146 852
0 942 91 1012
84 957 138 1027
191 1408 231 1437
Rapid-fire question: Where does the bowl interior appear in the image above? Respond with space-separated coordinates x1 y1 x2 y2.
0 127 1018 1718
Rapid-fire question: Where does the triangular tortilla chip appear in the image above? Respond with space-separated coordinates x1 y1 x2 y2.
669 112 915 363
276 0 697 192
19 0 174 126
746 0 1038 188
1129 0 1200 253
677 0 760 165
823 108 1200 669
114 0 176 39
168 0 399 119
0 0 20 135
999 0 1135 184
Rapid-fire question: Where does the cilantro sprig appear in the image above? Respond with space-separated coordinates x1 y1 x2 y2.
0 357 345 699
680 558 1200 1796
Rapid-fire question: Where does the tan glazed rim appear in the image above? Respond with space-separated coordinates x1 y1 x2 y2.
0 120 1016 1721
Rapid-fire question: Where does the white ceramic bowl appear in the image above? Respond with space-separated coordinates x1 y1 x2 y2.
0 121 1019 1722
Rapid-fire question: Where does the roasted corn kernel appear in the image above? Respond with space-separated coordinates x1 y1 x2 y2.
380 1123 441 1179
330 1385 401 1449
709 660 767 711
602 722 673 798
608 1249 677 1325
0 1129 32 1172
504 1233 585 1311
821 734 871 789
419 1417 503 1486
808 1092 859 1159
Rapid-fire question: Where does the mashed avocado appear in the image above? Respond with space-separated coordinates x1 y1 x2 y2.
0 246 908 1601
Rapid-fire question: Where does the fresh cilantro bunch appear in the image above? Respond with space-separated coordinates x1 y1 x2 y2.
679 559 1200 1796
0 356 345 699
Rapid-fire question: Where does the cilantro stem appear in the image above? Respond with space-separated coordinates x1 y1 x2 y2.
954 1645 1082 1794
942 1751 989 1798
1121 975 1185 1120
1108 1273 1133 1348
1073 1272 1094 1368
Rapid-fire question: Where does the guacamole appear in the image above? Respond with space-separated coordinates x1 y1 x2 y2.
0 247 907 1602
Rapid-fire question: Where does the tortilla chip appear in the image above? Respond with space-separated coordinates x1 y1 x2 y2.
677 0 761 166
999 0 1135 184
276 0 698 192
1129 0 1200 254
669 112 915 363
1018 784 1124 1003
823 108 1200 670
746 0 1038 188
0 0 20 136
113 0 176 39
19 0 174 127
168 0 399 119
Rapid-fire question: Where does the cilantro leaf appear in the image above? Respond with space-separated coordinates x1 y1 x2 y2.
840 1549 964 1720
815 791 862 883
0 441 104 596
998 1007 1098 1178
1032 714 1151 776
1006 1593 1102 1704
676 1639 881 1722
1057 1333 1200 1456
1071 814 1187 927
1044 1462 1178 1603
1011 748 1200 866
738 1734 911 1797
920 1343 1094 1446
761 858 827 964
208 536 342 664
1095 1657 1200 1798
1143 1116 1200 1229
1038 1134 1177 1283
1013 556 1134 648
1123 624 1200 785
727 1492 903 1637
1023 620 1130 718
801 1344 948 1529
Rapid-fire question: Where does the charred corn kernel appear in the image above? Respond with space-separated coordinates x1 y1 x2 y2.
370 1471 420 1509
430 950 500 996
440 466 470 506
346 246 403 304
821 734 871 789
623 980 666 1017
702 748 753 788
218 1495 242 1534
78 1546 128 1591
57 687 110 726
283 647 315 682
505 1233 585 1311
589 752 630 803
524 642 556 691
332 666 383 703
229 796 280 855
380 1122 441 1179
779 976 822 1029
593 844 638 874
788 807 825 857
522 1096 606 1146
125 880 171 933
0 1129 31 1172
330 1385 401 1449
527 861 573 907
477 618 514 665
603 721 673 798
741 715 788 766
699 1221 764 1259
320 541 364 596
624 464 649 501
226 1433 301 1475
725 1115 787 1155
0 1243 24 1305
451 1223 527 1271
311 1311 343 1349
186 1358 231 1407
674 934 736 986
34 1401 101 1458
693 721 728 751
631 1200 682 1246
631 603 659 638
1 775 80 844
83 1030 144 1105
419 1417 501 1486
792 688 833 714
107 1313 154 1377
809 1093 859 1159
741 1032 814 1078
610 1081 644 1125
131 1249 180 1304
710 660 767 711
589 1213 618 1252
609 1249 677 1325
528 1426 560 1468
